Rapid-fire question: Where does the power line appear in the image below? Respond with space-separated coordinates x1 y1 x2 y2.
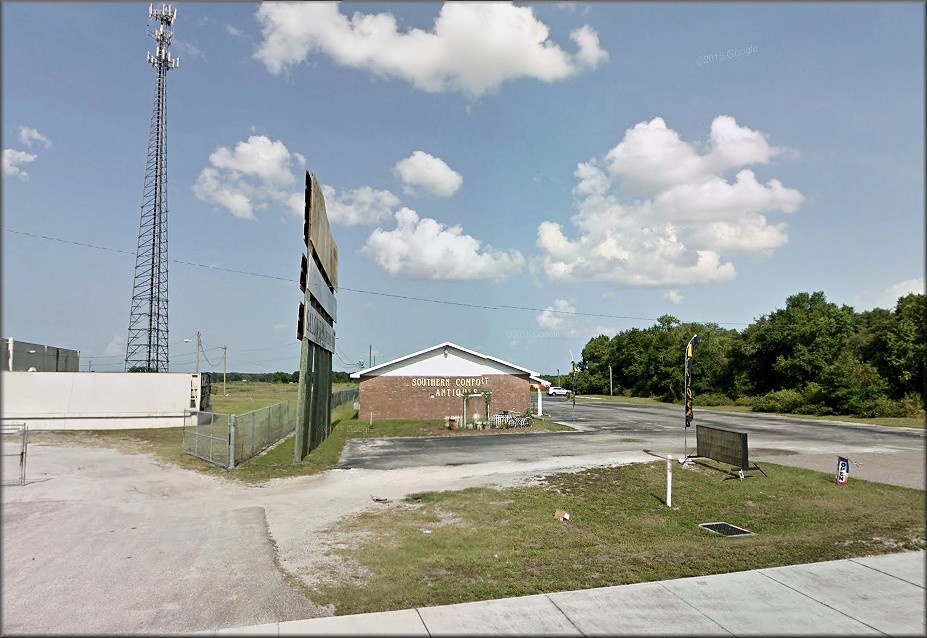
4 228 749 326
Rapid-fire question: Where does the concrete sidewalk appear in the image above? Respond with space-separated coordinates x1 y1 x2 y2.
196 551 925 635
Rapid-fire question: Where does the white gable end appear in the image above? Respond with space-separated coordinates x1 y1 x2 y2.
375 351 521 377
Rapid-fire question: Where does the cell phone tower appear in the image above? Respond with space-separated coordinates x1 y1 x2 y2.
125 4 180 372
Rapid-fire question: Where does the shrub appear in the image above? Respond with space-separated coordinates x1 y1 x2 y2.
899 393 926 418
695 392 732 406
819 353 889 416
853 395 925 419
752 389 806 413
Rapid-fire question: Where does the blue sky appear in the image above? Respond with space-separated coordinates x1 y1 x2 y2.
2 1 924 376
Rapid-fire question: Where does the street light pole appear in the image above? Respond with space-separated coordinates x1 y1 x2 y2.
222 345 227 396
195 331 201 375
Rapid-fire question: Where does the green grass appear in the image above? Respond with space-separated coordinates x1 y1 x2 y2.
577 394 926 428
207 380 356 414
307 460 926 615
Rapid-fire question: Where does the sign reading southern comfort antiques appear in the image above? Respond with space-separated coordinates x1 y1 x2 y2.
412 376 492 397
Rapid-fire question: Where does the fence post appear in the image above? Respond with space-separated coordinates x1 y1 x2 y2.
21 425 28 486
228 414 237 469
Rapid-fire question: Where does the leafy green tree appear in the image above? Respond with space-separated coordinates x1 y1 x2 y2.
887 293 926 400
819 352 890 416
571 289 922 417
740 292 855 394
577 334 612 394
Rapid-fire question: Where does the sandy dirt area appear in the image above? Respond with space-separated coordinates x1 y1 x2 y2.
1 440 654 635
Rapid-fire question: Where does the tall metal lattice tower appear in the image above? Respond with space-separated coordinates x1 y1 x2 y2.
125 4 180 372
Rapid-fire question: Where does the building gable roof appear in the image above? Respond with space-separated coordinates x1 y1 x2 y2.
350 342 538 379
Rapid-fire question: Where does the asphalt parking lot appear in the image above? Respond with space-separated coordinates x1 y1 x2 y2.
340 397 926 489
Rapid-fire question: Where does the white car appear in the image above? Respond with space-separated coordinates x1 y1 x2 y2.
547 386 570 396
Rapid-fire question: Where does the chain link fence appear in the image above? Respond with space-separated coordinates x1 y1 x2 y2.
332 387 359 409
1 423 28 486
182 411 231 467
232 400 295 467
183 389 357 469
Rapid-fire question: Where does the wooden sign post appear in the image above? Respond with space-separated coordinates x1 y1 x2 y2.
295 171 338 461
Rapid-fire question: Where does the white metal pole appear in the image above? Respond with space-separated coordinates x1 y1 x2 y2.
537 386 543 416
666 454 673 507
609 365 613 396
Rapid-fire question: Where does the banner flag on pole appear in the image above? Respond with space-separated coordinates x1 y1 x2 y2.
684 334 701 428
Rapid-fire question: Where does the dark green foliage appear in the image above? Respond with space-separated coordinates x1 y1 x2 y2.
576 335 611 394
575 291 925 418
752 389 807 414
694 392 732 406
214 370 356 384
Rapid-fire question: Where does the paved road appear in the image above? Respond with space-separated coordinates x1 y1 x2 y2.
339 398 925 489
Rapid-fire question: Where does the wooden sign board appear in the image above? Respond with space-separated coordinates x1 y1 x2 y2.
696 424 749 469
305 171 338 291
304 302 335 353
306 256 336 322
299 252 337 322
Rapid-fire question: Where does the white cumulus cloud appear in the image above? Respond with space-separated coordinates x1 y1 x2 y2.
254 2 607 97
536 115 804 287
536 299 579 336
19 126 52 149
394 151 462 197
193 135 306 220
854 277 925 310
321 185 400 226
103 335 125 357
664 290 684 305
363 208 525 281
2 149 37 180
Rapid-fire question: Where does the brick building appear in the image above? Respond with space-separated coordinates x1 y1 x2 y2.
350 342 546 421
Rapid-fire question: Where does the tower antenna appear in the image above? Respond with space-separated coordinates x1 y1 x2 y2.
125 4 180 372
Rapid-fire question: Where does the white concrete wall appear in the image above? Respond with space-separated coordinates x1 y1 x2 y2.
1 372 202 430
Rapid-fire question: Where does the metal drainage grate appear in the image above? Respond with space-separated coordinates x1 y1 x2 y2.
699 522 754 537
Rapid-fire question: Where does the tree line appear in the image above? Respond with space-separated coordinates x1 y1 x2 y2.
221 370 356 384
570 291 924 418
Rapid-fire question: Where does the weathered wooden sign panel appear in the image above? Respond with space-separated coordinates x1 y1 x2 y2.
304 302 335 353
305 172 338 291
302 255 337 322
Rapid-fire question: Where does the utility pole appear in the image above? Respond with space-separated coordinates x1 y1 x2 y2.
222 345 227 396
195 330 201 375
609 365 613 396
369 344 372 368
557 368 560 387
